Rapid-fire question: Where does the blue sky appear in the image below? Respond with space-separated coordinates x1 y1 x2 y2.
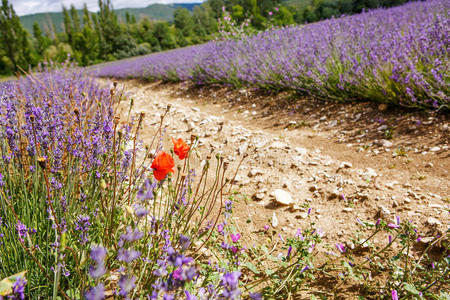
11 0 203 16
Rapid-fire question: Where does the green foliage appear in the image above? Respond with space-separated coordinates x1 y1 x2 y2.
0 0 32 73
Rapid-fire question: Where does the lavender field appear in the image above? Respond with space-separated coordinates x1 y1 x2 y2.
96 0 449 110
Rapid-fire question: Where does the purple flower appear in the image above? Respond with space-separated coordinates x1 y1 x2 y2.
179 234 191 251
336 243 346 254
391 289 398 300
230 233 241 243
10 276 27 300
117 248 141 263
249 292 262 300
263 225 269 231
85 284 105 300
16 222 28 242
75 215 91 245
218 223 225 234
120 226 143 243
118 275 136 298
220 271 241 299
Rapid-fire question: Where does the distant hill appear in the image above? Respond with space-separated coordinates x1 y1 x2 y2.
19 3 200 34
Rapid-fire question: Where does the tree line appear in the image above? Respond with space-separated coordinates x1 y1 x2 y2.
0 0 414 75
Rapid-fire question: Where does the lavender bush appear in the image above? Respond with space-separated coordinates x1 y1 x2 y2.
0 65 448 299
95 0 449 110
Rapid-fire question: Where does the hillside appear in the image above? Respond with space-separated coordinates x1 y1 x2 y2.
19 3 200 34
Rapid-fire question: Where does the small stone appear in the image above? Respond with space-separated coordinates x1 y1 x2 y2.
429 203 443 209
378 103 388 111
272 189 294 206
248 168 262 177
364 168 378 178
426 217 442 226
294 147 308 156
381 139 393 148
270 141 288 150
271 212 279 228
343 207 353 212
253 193 265 201
430 146 441 152
191 107 200 112
338 161 352 169
379 205 391 219
425 162 433 168
238 142 248 155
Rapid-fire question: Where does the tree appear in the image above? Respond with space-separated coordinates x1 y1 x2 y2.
0 0 32 73
32 22 51 56
174 8 194 36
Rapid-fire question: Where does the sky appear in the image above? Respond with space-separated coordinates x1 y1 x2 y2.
11 0 203 16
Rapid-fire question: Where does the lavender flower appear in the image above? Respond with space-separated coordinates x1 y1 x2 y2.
85 284 105 300
220 271 241 299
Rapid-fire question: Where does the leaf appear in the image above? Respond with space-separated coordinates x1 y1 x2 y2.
244 262 260 274
0 271 27 296
403 283 420 295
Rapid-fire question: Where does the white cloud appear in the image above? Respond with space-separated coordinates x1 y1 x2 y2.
11 0 203 16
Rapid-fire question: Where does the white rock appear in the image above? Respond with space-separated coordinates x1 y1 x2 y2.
294 147 308 156
365 168 378 178
379 205 391 219
271 212 279 228
427 217 442 226
343 207 353 212
238 142 248 155
270 141 288 149
381 139 393 148
430 146 441 152
272 189 294 206
339 161 352 169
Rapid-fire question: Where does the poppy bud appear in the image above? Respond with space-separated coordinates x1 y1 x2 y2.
113 81 118 88
166 104 171 111
37 157 47 170
73 108 79 116
29 114 35 122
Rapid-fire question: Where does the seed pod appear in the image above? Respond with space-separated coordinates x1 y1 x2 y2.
113 81 118 88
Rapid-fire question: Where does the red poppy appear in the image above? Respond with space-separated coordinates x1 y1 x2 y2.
151 151 175 181
172 137 190 160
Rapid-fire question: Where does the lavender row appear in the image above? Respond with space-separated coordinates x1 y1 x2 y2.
95 0 449 110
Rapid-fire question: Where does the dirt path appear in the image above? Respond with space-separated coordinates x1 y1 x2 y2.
112 79 449 246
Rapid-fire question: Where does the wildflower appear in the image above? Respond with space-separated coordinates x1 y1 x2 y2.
263 225 269 231
151 151 175 181
220 271 241 299
172 137 190 160
85 284 105 300
117 248 141 263
391 290 398 300
75 215 91 245
16 222 28 242
179 234 191 251
118 275 136 298
250 292 262 300
89 247 106 279
0 172 4 188
230 233 241 243
218 224 224 234
336 243 346 253
10 276 27 300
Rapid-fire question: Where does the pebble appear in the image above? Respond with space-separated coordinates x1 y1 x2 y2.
272 189 294 206
272 212 279 228
426 217 442 226
379 205 391 219
381 139 393 148
339 161 352 169
430 146 441 152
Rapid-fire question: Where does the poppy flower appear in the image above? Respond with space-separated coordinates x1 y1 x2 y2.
172 137 190 160
151 151 175 181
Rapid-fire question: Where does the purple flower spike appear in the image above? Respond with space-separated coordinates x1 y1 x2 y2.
85 284 105 300
392 289 398 300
